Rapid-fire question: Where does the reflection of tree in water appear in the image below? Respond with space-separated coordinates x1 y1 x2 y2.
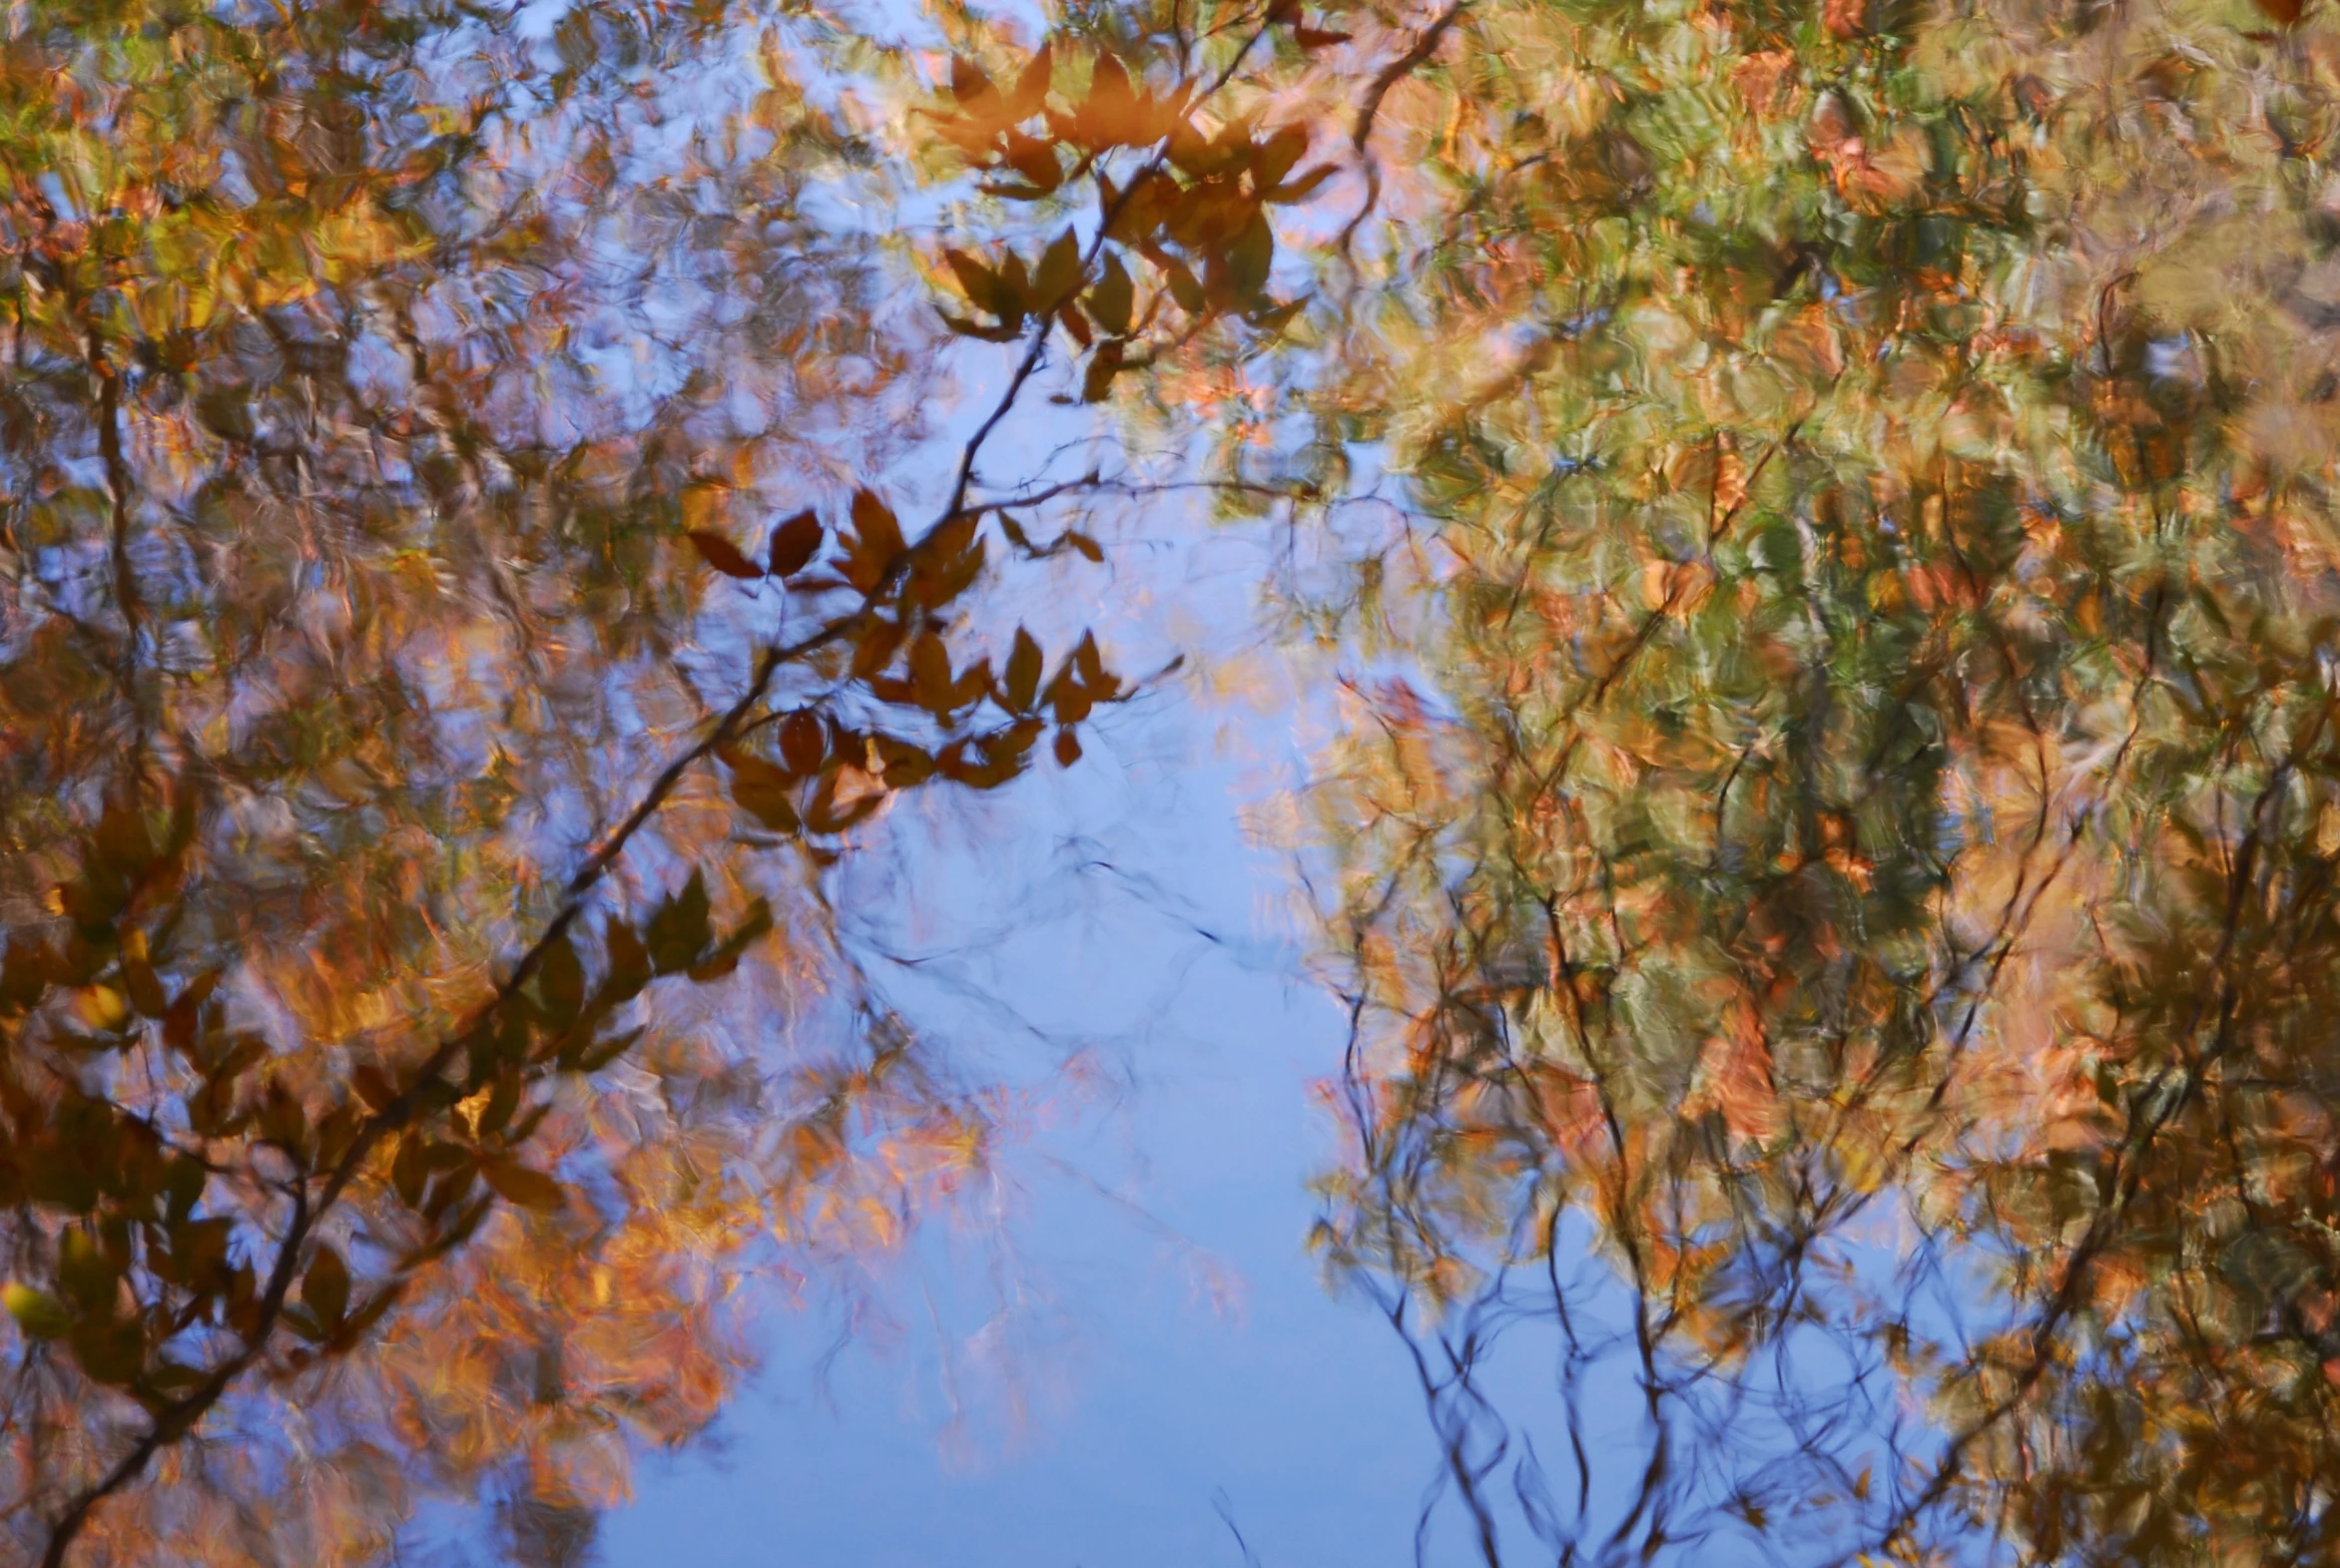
0 1 1296 1560
1291 0 2340 1560
12 0 2340 1561
0 6 988 1559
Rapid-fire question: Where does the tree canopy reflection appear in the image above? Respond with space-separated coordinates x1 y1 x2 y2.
1282 0 2340 1561
7 0 2340 1563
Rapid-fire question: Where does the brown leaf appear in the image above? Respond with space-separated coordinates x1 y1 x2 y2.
909 633 955 713
351 1063 397 1112
302 1244 350 1327
1005 133 1062 191
688 530 765 579
1084 340 1126 403
845 490 904 590
1008 42 1053 118
480 1158 565 1212
780 710 828 774
645 870 713 974
949 55 996 103
768 509 823 576
1004 629 1044 713
1034 229 1082 308
729 755 802 832
943 250 1017 322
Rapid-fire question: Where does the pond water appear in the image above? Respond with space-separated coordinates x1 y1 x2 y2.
598 478 1468 1563
13 6 2337 1565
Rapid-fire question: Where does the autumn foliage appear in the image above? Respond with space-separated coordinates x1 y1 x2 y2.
10 0 2340 1561
0 0 1274 1560
1275 0 2340 1560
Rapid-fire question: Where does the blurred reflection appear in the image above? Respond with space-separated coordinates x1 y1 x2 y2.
1281 0 2340 1561
13 0 2340 1562
0 2 1143 1562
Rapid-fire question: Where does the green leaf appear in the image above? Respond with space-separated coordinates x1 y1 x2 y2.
4 1283 71 1339
194 386 255 443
